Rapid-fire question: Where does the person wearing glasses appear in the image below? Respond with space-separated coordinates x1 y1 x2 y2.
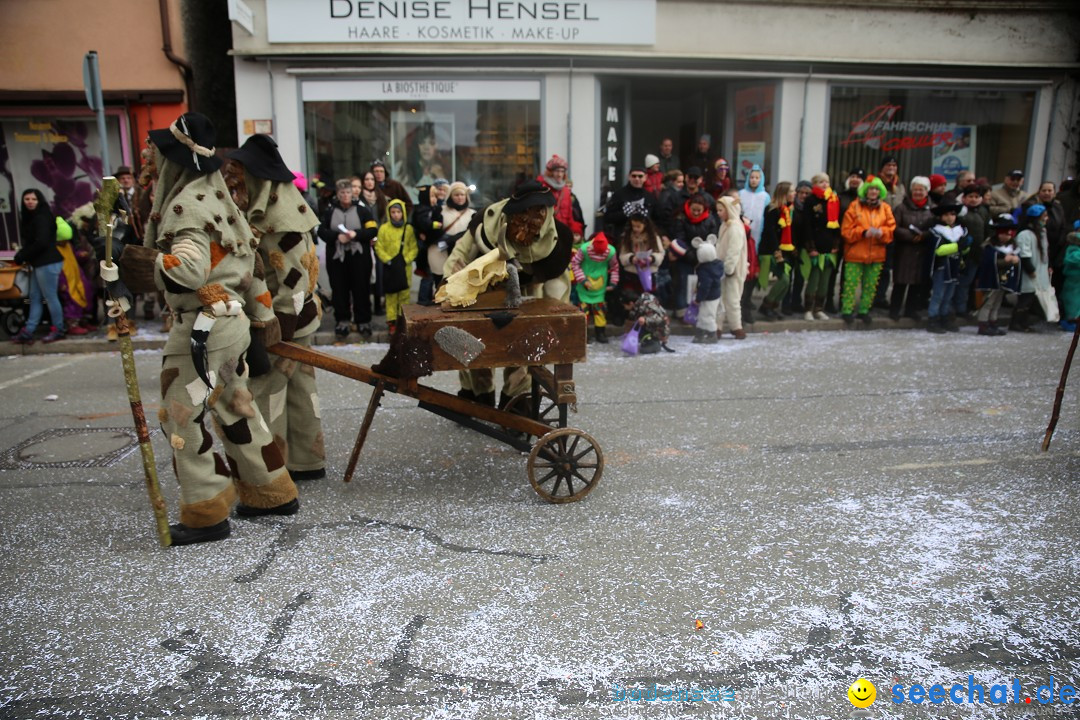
603 165 657 243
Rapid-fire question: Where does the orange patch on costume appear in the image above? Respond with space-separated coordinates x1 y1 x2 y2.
256 291 273 308
162 254 182 270
197 283 230 307
209 240 228 269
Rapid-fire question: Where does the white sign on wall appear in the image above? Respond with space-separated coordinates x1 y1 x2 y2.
266 0 656 45
301 78 541 102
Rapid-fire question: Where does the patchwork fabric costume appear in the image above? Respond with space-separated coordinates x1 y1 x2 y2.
140 117 297 539
228 135 326 478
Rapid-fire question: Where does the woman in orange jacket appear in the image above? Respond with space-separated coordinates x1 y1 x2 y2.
840 176 896 325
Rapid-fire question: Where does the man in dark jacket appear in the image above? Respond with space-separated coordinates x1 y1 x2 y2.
603 166 657 241
954 184 991 318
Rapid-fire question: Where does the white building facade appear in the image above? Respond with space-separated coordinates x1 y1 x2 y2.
231 0 1080 222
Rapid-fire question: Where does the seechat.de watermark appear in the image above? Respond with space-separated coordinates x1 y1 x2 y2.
847 676 1077 709
611 683 735 703
890 676 1077 706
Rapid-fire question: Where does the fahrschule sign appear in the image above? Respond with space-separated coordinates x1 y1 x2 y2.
265 0 656 45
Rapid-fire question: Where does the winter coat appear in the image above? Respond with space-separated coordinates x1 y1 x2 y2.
670 206 720 265
695 259 724 301
15 192 62 268
881 176 907 210
841 199 895 265
737 170 770 249
958 205 990 253
603 184 656 239
891 197 935 285
432 203 475 275
716 219 749 281
1015 227 1050 294
988 185 1028 217
319 198 378 262
802 190 842 255
976 243 1020 293
375 203 420 269
538 174 585 237
1061 236 1080 321
927 223 971 281
618 230 664 281
1024 198 1067 269
644 169 665 198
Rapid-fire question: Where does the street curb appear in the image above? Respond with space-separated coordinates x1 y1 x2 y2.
4 314 989 356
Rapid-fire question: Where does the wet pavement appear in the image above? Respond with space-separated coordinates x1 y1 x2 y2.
0 326 1078 719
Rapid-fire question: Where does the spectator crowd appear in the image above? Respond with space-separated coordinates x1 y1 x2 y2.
7 137 1080 348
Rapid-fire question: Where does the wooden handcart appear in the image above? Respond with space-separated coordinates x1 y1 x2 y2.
269 297 603 503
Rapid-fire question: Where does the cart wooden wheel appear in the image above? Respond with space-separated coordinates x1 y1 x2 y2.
527 427 603 503
503 391 564 429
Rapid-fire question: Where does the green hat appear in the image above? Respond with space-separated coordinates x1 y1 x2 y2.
858 176 889 200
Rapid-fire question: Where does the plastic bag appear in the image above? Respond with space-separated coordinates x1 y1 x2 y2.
1036 287 1060 323
638 266 653 292
683 301 699 326
621 325 640 355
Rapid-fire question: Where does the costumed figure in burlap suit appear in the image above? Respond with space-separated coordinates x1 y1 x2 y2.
443 180 574 408
225 135 327 481
119 113 299 546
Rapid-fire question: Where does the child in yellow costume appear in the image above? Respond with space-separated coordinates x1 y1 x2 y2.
375 199 419 333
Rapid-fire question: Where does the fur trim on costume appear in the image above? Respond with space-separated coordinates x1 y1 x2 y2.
233 470 297 509
179 485 238 527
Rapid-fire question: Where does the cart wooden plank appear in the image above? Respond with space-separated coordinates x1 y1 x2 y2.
402 297 587 372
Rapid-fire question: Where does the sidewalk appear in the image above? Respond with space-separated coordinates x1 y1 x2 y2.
3 306 1004 356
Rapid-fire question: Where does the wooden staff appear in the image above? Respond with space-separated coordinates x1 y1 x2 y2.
95 178 171 546
1042 319 1080 452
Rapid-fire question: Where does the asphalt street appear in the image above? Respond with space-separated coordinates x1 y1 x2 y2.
0 327 1077 719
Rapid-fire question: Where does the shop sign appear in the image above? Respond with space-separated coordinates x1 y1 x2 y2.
266 0 656 45
302 78 541 101
840 104 958 153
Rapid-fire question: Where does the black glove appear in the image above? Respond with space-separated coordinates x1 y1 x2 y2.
246 327 272 378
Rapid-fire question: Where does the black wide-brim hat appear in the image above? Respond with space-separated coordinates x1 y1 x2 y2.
148 112 222 174
504 180 555 215
932 202 963 217
226 134 295 183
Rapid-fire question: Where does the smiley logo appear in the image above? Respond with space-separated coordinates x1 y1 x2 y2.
848 678 876 708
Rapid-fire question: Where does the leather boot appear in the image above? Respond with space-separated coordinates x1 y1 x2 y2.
759 300 779 320
475 391 496 407
594 326 608 344
169 519 231 546
236 498 300 517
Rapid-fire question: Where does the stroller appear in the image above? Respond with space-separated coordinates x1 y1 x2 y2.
0 260 29 336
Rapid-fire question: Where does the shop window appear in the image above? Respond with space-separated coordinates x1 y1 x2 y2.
731 84 775 189
0 115 124 250
303 83 540 209
827 85 1036 186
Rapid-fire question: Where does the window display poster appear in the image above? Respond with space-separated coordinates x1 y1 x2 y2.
735 142 766 186
0 116 123 249
390 111 455 203
931 125 976 182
